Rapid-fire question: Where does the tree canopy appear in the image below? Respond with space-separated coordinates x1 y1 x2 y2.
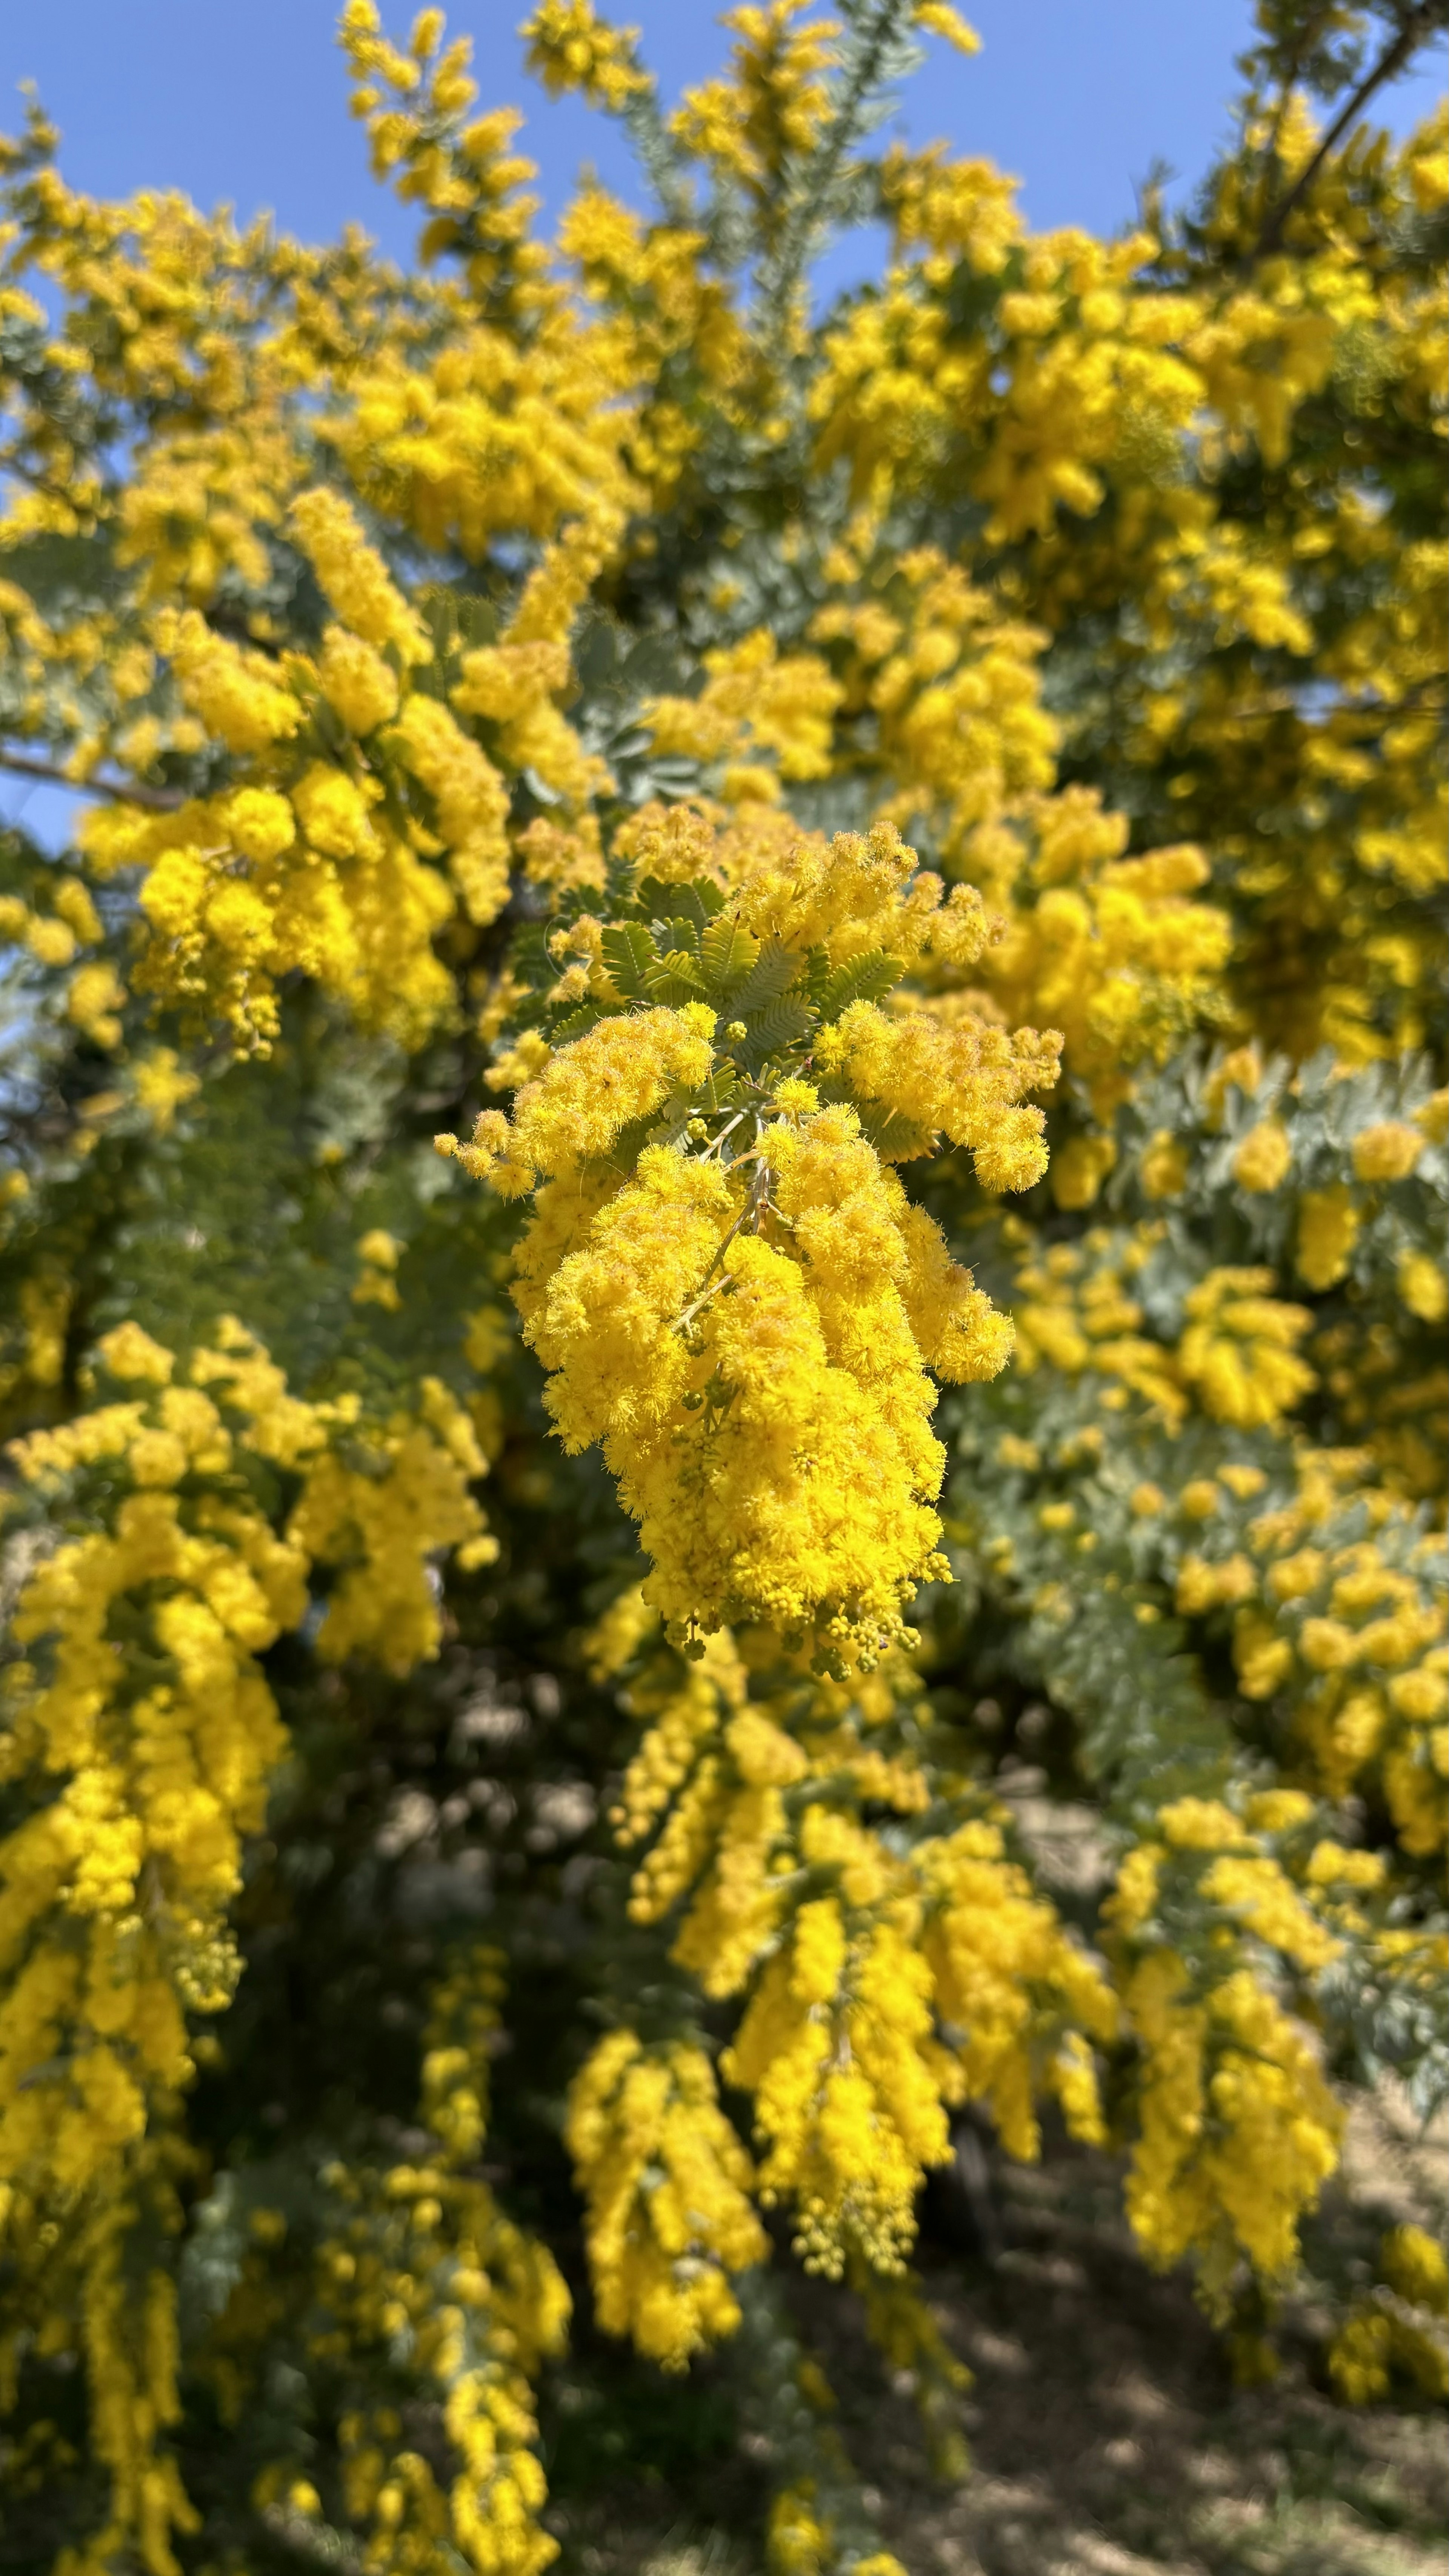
0 5 1445 2571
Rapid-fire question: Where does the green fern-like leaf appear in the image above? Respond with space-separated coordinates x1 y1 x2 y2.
699 917 761 997
851 1097 934 1159
738 997 817 1063
815 950 907 1022
601 921 658 997
726 939 803 1019
635 874 724 929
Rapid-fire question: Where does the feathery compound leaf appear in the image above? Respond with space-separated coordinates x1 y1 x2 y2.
723 938 804 1019
698 1066 744 1112
509 923 553 997
549 1001 619 1044
849 1098 935 1160
738 997 817 1063
699 917 761 995
815 950 907 1021
645 950 708 1003
646 1087 709 1147
635 874 725 928
600 920 658 997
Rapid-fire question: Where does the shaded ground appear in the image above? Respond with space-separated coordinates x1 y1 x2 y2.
537 2090 1447 2576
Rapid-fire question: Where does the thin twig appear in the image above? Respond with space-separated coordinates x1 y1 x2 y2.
1254 4 1445 257
762 0 902 339
672 1148 769 1330
0 747 183 814
700 1107 749 1161
675 1193 755 1322
672 1272 733 1338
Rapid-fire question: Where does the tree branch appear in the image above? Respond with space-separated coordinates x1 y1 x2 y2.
1255 3 1446 257
760 0 902 338
0 746 183 814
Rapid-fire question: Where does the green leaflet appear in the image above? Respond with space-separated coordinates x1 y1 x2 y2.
721 938 804 1020
735 997 818 1067
634 874 725 929
600 920 657 997
698 917 761 996
812 949 907 1022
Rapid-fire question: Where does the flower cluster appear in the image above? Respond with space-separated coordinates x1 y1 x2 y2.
584 1607 1115 2290
565 2031 768 2368
1328 2224 1449 2407
257 1948 570 2576
444 812 1049 1663
1174 1453 1448 1856
0 1321 496 2571
68 486 544 1049
1099 1793 1374 2311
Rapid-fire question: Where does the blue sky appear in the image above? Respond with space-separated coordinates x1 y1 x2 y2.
6 3 1444 257
2 4 1443 848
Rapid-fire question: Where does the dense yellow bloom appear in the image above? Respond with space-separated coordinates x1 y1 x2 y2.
1329 2224 1449 2406
566 2032 768 2367
645 629 845 790
1121 1952 1342 2315
1296 1183 1361 1290
160 607 301 754
1233 1118 1293 1193
582 1605 1117 2288
448 816 1045 1662
1351 1120 1424 1185
77 773 458 1052
290 484 429 661
391 687 513 925
291 1945 569 2576
318 623 401 735
1233 1485 1448 1853
1009 1229 1190 1426
715 1808 1112 2280
2 1325 494 2198
920 1819 1118 2159
0 1318 505 2571
1177 1269 1316 1429
288 1377 495 1672
724 1898 947 2277
766 2482 908 2576
811 551 1058 849
525 1137 951 1659
522 1 652 114
1398 1247 1449 1324
975 795 1231 1104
